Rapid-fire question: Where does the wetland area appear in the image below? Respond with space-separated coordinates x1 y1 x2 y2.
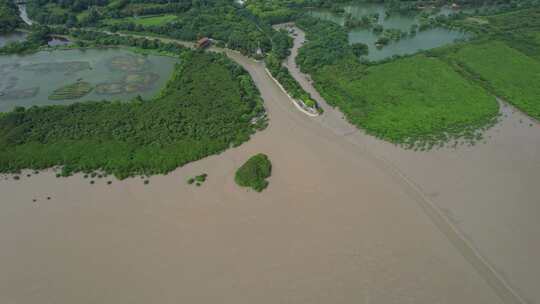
1 1 539 303
0 48 176 112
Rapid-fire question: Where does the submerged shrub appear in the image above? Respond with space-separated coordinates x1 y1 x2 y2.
235 154 272 192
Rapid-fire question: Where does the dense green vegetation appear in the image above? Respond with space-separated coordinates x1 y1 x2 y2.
0 50 266 179
314 55 498 147
48 81 94 100
187 173 207 186
485 8 540 60
244 0 306 24
444 41 540 120
5 0 539 153
295 15 504 147
235 153 272 192
0 0 21 33
68 28 186 53
25 0 275 57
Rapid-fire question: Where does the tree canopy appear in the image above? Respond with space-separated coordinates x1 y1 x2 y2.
0 50 266 179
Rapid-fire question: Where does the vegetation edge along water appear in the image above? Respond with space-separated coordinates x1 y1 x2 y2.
2 0 540 153
0 39 267 179
235 153 272 192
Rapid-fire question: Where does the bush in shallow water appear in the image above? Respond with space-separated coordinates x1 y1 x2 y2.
235 154 271 192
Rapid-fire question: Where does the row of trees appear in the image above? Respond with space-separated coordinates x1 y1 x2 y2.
105 2 273 57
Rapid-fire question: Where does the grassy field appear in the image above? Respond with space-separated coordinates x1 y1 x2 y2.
445 41 540 121
105 14 178 26
48 81 93 100
314 55 499 148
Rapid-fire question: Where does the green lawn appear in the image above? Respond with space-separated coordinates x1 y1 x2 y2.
446 41 540 120
314 55 498 147
105 14 178 26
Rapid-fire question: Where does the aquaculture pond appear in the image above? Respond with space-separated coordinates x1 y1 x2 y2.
0 48 177 112
309 3 470 61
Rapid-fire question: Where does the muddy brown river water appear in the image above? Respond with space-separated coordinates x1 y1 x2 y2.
0 48 176 112
0 33 538 304
285 26 540 304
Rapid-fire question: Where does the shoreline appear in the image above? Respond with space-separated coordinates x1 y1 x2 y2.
284 25 539 304
0 39 505 303
1 29 539 304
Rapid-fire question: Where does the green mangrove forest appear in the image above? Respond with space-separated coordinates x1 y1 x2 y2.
235 153 272 192
0 49 266 179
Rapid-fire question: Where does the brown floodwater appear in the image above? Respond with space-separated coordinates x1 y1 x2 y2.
0 48 504 303
284 26 540 304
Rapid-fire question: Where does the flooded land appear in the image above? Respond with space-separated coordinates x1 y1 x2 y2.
309 3 469 61
0 49 176 112
0 51 504 304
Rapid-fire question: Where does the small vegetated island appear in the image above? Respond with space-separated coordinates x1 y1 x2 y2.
187 173 207 187
294 16 498 149
235 153 272 192
0 0 21 34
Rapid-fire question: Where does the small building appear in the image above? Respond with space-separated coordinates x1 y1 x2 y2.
196 37 211 49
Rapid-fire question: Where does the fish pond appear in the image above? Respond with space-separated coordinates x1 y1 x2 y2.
309 3 470 61
0 48 177 112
